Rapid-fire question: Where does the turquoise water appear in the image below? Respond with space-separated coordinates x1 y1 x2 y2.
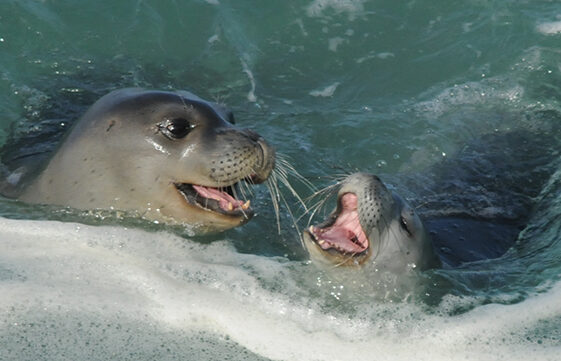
1 0 561 360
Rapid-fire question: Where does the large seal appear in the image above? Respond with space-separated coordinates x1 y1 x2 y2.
11 88 275 233
303 173 440 272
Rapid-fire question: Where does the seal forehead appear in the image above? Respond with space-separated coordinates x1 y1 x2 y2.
92 89 230 131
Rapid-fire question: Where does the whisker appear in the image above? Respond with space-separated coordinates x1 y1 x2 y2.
275 170 309 213
331 251 359 268
414 198 437 210
266 174 282 234
300 180 341 226
239 173 255 200
235 180 247 200
320 161 358 176
277 186 302 245
229 185 250 219
369 232 382 264
326 172 353 182
262 153 319 233
304 181 341 203
304 194 334 226
377 212 405 259
276 154 315 191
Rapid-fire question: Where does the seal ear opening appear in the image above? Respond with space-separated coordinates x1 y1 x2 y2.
105 119 117 132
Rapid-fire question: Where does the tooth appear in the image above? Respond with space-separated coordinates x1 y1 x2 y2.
242 200 250 210
309 225 315 233
228 202 234 211
318 239 325 245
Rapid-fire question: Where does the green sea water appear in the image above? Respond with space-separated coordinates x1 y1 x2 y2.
1 1 561 360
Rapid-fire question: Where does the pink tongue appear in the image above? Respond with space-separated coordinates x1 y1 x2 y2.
192 185 244 211
319 223 365 253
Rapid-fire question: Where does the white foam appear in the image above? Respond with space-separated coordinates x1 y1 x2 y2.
310 82 340 97
0 217 559 360
328 36 346 52
537 20 561 35
412 79 525 119
306 0 366 20
207 34 220 44
240 56 257 102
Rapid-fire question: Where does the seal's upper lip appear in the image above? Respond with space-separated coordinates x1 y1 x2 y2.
307 192 369 255
175 183 254 218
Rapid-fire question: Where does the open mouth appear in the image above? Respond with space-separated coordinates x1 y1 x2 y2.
306 193 369 256
175 182 253 218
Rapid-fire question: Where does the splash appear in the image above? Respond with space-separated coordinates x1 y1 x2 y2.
537 20 561 35
0 217 560 360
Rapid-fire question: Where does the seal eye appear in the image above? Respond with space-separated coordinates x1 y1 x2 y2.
400 216 413 237
159 118 193 139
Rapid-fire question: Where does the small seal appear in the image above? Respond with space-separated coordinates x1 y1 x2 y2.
14 88 276 233
303 173 440 272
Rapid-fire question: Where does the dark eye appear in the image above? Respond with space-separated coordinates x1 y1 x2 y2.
400 216 413 236
159 118 193 139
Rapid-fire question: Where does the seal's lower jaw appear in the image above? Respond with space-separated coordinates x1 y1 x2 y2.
174 183 254 223
304 192 371 266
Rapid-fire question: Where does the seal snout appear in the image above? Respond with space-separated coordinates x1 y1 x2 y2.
170 127 275 225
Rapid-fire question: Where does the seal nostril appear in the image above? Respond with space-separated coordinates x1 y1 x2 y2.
227 111 235 124
243 129 262 142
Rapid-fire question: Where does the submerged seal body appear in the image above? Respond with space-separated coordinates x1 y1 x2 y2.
303 173 440 272
14 88 275 232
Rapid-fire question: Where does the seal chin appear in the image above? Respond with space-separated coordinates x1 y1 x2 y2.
304 192 372 266
174 181 254 221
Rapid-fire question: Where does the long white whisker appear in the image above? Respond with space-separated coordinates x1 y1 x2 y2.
262 153 317 233
300 180 341 225
277 186 302 246
331 251 359 268
266 174 282 234
240 170 256 199
275 171 309 213
229 185 249 219
304 195 333 226
304 181 341 203
276 154 315 191
237 180 248 201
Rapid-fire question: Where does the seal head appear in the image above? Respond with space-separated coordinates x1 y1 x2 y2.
17 88 275 232
303 173 440 271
